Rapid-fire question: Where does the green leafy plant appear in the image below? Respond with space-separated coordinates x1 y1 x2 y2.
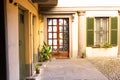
103 42 111 48
39 41 52 62
35 64 40 74
81 53 86 58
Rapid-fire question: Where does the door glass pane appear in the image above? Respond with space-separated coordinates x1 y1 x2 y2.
53 19 57 25
64 19 68 25
59 46 63 51
53 26 57 32
59 33 63 38
64 26 68 32
53 40 57 45
59 26 63 32
53 46 57 52
48 26 52 32
50 46 52 52
48 40 52 45
48 33 52 38
64 39 68 44
64 45 68 51
59 39 63 45
59 19 63 25
48 19 52 25
64 32 68 38
53 33 57 38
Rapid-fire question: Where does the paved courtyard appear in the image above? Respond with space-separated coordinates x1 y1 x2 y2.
38 59 108 80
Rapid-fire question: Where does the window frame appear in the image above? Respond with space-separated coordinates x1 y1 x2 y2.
94 17 110 46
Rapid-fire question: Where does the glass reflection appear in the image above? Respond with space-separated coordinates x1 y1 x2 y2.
64 32 68 38
48 40 52 45
53 26 57 32
48 33 52 38
59 26 63 32
53 40 57 45
48 26 52 32
53 19 57 25
50 46 52 52
48 19 52 25
64 26 68 32
59 19 63 25
59 40 63 45
64 19 68 25
59 33 63 38
53 33 57 38
59 46 63 51
64 39 68 44
53 46 57 52
64 45 68 51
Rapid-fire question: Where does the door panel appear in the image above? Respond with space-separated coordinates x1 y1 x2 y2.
19 9 26 80
47 18 69 58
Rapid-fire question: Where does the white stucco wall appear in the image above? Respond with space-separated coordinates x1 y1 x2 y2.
71 13 78 58
86 11 118 17
86 47 118 57
57 0 120 7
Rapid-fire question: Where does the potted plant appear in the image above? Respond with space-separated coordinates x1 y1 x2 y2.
103 42 112 48
35 64 40 74
81 53 86 58
39 41 52 62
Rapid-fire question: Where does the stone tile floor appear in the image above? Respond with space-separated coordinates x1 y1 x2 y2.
38 59 108 80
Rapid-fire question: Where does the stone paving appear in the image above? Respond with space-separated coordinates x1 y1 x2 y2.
38 59 108 80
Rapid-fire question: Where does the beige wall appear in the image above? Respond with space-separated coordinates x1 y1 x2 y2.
39 14 44 50
6 0 40 80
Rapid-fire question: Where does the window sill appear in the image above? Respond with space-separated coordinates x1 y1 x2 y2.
92 46 112 48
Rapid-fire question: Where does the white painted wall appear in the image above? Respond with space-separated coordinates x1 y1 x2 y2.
86 47 118 57
57 0 120 7
86 11 118 17
71 13 78 58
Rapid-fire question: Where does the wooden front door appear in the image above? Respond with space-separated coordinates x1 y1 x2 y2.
47 18 69 58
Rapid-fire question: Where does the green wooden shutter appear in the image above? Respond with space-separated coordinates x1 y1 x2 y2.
110 17 118 46
86 17 94 46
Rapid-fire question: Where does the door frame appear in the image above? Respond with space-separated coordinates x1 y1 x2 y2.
44 15 72 58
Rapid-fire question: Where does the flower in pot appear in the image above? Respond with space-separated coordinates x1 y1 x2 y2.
35 64 40 74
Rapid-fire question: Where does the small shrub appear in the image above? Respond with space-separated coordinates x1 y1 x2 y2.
81 53 86 58
35 64 40 74
103 42 111 48
39 41 52 62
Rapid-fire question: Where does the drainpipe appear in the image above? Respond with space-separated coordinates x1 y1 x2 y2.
77 11 86 58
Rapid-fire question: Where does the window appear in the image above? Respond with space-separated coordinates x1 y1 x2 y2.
95 17 109 45
87 17 118 47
